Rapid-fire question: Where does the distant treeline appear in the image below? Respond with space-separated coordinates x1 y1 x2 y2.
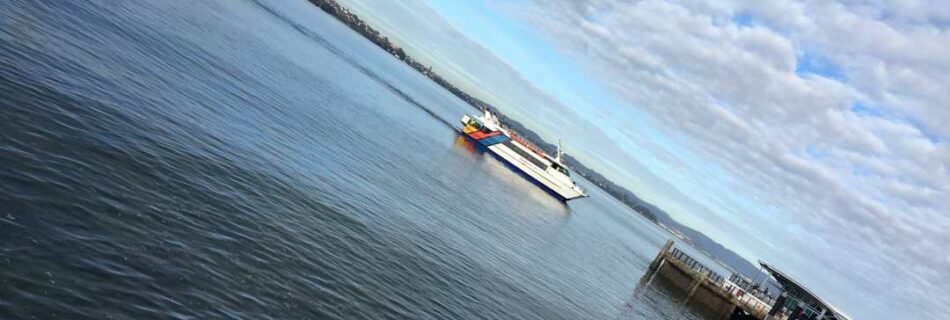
306 0 764 278
307 0 493 111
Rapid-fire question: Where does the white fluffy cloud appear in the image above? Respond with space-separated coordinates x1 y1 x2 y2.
501 0 950 318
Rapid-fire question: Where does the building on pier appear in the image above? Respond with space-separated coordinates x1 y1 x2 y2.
759 262 851 320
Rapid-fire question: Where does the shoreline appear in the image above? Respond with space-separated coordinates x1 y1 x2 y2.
306 0 490 111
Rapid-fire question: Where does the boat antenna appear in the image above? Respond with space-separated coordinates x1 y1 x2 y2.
556 139 564 163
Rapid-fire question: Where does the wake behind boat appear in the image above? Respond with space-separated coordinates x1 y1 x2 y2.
460 110 588 201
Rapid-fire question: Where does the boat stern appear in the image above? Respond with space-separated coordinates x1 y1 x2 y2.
460 114 479 134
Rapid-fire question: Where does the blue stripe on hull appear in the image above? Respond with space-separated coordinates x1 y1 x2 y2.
477 134 510 146
460 132 491 153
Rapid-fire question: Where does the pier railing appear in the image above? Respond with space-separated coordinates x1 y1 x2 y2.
669 247 726 285
727 273 777 305
663 245 774 318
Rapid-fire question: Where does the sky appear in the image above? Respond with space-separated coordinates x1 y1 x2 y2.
335 0 950 318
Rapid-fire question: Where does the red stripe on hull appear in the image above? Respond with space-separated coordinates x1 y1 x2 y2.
468 131 502 140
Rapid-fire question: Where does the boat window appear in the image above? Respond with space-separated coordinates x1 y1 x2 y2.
502 141 548 169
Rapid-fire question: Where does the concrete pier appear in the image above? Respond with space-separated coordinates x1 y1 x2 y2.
641 240 773 320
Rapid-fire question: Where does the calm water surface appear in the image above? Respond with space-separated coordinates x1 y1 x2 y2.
1 0 723 319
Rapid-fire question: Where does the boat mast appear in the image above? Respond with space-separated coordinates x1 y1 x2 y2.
556 139 564 163
482 108 498 128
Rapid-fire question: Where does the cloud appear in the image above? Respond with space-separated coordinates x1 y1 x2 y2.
500 0 950 318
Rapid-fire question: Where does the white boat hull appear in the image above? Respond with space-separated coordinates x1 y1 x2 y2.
487 142 587 201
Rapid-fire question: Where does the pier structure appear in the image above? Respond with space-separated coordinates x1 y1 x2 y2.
638 240 852 320
640 240 773 319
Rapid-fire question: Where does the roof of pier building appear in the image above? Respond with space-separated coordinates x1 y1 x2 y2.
759 262 851 320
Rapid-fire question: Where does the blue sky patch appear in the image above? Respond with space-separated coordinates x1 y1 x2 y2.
795 49 846 81
908 118 943 144
850 102 886 118
731 12 755 28
850 102 942 144
804 145 829 160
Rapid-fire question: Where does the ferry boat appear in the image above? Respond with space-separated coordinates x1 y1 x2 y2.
460 110 588 201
